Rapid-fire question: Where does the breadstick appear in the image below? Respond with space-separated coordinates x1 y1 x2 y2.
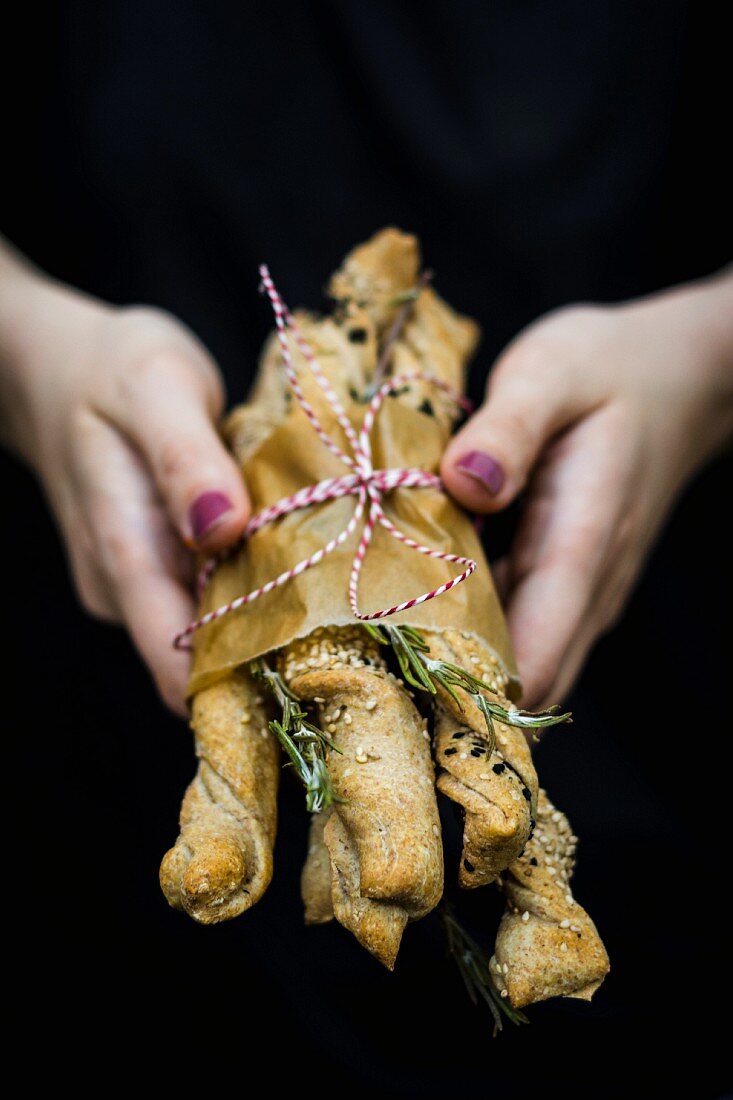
425 629 538 887
301 810 334 925
490 789 610 1007
282 626 443 969
160 667 279 923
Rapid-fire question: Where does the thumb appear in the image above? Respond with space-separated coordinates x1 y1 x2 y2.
115 354 250 552
441 348 588 513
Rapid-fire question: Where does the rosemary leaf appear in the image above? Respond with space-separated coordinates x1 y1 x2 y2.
441 905 529 1036
364 623 570 751
251 657 341 814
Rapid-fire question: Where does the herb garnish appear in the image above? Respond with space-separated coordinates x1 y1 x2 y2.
251 658 341 813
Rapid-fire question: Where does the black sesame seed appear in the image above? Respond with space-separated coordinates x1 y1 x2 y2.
492 763 506 774
444 747 458 756
518 847 526 858
347 327 368 344
470 748 482 757
522 787 531 801
417 397 435 417
452 731 466 739
463 859 475 873
530 857 538 866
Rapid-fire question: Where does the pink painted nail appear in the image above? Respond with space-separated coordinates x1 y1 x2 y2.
189 491 233 539
456 451 505 495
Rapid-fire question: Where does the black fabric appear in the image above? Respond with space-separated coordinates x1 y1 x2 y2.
3 2 731 1093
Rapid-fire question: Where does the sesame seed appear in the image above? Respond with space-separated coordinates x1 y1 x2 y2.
521 911 529 922
502 963 509 974
344 713 352 725
459 752 468 760
356 753 368 764
560 943 568 953
432 824 440 836
560 919 570 928
565 894 574 905
479 772 491 780
327 724 337 734
470 655 480 664
500 990 508 999
365 699 377 710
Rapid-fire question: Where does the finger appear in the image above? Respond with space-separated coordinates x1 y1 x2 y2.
501 407 634 707
505 558 596 709
52 494 121 622
74 411 196 713
115 563 195 716
107 350 250 552
534 539 645 710
442 343 597 514
69 547 120 624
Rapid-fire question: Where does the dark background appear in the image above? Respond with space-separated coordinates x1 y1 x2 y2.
4 3 731 1094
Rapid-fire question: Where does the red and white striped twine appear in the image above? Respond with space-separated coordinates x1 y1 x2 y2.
174 266 476 650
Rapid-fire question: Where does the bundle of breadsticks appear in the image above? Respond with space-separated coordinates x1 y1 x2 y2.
160 229 609 1022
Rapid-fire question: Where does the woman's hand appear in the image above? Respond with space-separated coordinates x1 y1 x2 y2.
442 271 733 708
0 241 250 714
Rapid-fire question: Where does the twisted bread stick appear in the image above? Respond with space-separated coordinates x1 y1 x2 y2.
282 626 443 968
490 789 609 1007
425 629 538 887
301 810 334 925
160 668 279 923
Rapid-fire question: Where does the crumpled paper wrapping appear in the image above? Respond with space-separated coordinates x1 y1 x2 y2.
188 232 519 700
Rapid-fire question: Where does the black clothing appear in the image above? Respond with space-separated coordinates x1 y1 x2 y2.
4 3 731 1094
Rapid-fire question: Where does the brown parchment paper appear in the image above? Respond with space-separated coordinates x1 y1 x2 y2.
189 364 519 700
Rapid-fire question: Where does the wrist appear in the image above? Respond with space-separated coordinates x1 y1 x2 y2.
627 270 733 467
0 246 110 465
676 269 733 460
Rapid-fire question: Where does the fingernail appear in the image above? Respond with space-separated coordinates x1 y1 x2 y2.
189 491 233 539
456 451 505 495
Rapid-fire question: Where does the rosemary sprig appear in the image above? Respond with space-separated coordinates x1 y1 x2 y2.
441 904 529 1036
364 623 570 757
251 658 341 813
